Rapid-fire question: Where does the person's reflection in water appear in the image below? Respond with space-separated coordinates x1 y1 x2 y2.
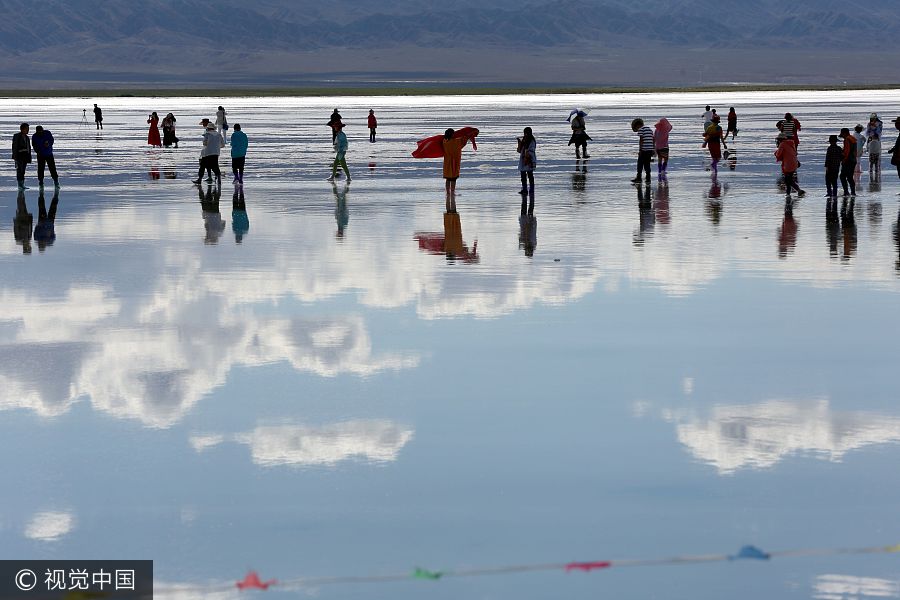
518 189 536 257
633 183 654 245
892 206 900 273
13 190 33 254
232 188 249 244
867 198 882 228
841 197 857 261
332 182 349 239
571 160 587 203
825 197 841 258
705 173 726 226
654 179 670 226
777 199 797 259
413 202 478 263
34 188 59 252
199 184 225 245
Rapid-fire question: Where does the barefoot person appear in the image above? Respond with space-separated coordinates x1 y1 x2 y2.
442 128 463 197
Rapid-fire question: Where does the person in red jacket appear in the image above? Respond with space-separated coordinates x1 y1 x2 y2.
775 133 805 197
367 109 377 143
839 127 857 196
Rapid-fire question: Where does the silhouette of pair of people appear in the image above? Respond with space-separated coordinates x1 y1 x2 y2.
197 185 249 244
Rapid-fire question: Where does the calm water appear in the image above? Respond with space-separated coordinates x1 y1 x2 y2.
2 91 900 599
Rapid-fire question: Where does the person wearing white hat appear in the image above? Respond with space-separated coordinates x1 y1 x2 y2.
193 122 225 186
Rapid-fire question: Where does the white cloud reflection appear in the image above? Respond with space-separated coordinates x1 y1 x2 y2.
24 510 75 541
666 399 900 474
192 419 414 467
814 574 900 600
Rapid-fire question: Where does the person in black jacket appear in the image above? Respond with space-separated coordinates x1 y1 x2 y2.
31 126 59 188
93 104 103 129
12 123 32 190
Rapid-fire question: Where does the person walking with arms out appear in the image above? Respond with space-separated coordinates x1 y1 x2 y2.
230 124 248 184
839 127 858 196
367 109 377 143
517 127 536 194
12 123 32 190
631 118 655 184
327 122 351 182
31 125 59 188
824 135 842 197
654 118 672 177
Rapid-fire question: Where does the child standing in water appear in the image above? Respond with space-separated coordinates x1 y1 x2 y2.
442 128 463 198
868 133 882 179
654 118 672 177
567 109 590 159
853 124 867 178
631 118 655 184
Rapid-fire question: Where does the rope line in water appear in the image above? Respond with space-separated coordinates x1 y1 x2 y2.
178 542 900 593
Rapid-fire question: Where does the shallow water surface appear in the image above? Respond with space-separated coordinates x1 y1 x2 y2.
2 91 900 599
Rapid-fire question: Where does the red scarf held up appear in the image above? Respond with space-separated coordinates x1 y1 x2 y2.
412 127 479 158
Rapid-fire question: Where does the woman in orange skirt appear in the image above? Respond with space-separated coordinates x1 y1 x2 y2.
442 128 463 198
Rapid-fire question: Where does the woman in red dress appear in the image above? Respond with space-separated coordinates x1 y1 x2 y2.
147 112 161 147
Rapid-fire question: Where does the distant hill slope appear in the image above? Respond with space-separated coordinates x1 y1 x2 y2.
1 0 897 87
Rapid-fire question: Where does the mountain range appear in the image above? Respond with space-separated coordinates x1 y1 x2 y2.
0 0 896 88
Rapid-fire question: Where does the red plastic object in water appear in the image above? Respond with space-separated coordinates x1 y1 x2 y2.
565 561 612 573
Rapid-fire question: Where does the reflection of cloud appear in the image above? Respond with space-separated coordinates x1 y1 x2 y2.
155 583 241 600
814 574 900 600
669 399 900 474
24 510 75 541
194 420 414 467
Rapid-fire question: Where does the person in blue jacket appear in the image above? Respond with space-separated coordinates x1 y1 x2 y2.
230 123 248 184
327 122 351 182
31 125 59 188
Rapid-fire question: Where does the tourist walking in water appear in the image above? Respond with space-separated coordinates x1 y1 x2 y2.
194 123 224 186
631 118 655 184
147 112 161 147
12 123 32 190
725 107 738 139
702 105 714 130
215 106 227 141
781 113 801 146
703 115 726 174
328 108 343 143
442 128 463 198
93 104 103 129
327 122 351 182
31 125 59 188
825 135 842 197
567 109 590 159
162 113 178 148
517 127 536 194
654 117 672 177
887 117 900 181
839 127 858 196
230 123 248 184
367 109 377 142
775 133 805 197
